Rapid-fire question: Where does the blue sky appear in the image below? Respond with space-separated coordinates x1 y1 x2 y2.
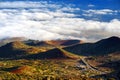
0 0 120 21
0 0 120 41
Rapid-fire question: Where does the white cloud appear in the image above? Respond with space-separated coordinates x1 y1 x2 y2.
88 4 95 7
0 1 120 42
59 7 80 12
0 1 51 8
83 9 119 16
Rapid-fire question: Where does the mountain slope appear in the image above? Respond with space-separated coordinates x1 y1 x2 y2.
0 37 27 47
0 41 28 58
45 39 81 46
24 40 53 47
25 48 80 59
0 41 53 58
64 36 120 56
0 36 119 59
0 40 81 59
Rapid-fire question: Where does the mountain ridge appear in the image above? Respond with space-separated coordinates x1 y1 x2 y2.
64 36 120 56
0 36 119 59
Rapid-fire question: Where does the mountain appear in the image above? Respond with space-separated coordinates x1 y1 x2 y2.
23 40 50 46
0 37 27 46
0 36 120 79
0 41 28 58
45 39 82 46
25 48 80 59
0 40 81 59
64 36 120 56
0 41 53 58
0 36 119 59
95 36 120 47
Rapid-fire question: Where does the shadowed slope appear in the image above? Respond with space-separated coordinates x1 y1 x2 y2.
0 41 53 58
91 59 120 79
0 41 30 58
64 36 120 56
25 48 80 59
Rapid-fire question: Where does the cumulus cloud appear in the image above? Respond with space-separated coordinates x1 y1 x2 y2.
0 1 120 42
83 9 119 16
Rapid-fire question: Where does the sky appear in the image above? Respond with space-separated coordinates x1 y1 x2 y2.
0 0 120 41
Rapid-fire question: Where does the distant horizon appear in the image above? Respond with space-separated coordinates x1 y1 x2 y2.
0 36 119 43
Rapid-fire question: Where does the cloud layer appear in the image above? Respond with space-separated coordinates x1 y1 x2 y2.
0 1 120 42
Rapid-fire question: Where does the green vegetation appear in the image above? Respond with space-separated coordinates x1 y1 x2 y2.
0 59 101 80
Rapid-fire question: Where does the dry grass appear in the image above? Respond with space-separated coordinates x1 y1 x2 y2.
0 59 103 80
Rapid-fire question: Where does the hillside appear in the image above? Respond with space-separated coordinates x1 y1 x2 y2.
0 37 27 47
0 36 120 80
45 39 81 46
0 36 120 59
25 48 81 59
0 41 26 58
0 39 82 59
0 41 54 58
23 40 53 47
64 36 120 56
